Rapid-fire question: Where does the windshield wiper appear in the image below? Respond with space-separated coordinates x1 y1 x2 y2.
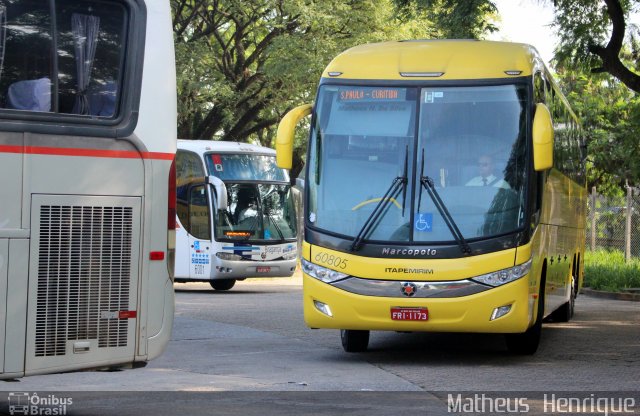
264 209 285 240
417 149 471 255
350 146 409 252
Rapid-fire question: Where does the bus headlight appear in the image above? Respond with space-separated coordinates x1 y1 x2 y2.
282 251 297 260
301 259 348 283
216 252 242 261
472 259 532 287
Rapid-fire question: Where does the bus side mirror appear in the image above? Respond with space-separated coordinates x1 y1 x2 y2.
276 104 312 169
532 103 553 171
207 175 228 211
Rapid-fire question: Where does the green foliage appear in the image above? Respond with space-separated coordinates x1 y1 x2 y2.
393 0 498 39
584 249 640 291
557 70 640 192
171 0 441 178
551 0 640 93
552 0 613 70
172 0 434 151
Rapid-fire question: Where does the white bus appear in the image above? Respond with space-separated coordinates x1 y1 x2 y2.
0 0 176 378
174 140 298 290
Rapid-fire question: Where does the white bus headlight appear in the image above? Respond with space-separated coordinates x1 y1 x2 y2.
472 259 532 287
301 259 348 283
282 251 297 260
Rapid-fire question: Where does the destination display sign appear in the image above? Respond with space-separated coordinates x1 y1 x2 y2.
224 231 253 238
337 87 405 102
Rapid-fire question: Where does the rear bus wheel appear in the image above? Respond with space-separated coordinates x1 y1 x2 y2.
340 330 370 353
550 276 576 322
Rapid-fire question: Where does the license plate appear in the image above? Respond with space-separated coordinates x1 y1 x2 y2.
391 307 429 321
256 266 271 273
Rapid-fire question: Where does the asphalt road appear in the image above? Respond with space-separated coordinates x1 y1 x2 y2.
1 274 638 415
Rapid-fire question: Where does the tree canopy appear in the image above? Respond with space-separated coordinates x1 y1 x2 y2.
171 0 640 188
559 71 640 193
552 0 640 93
550 0 640 192
393 0 498 39
172 0 432 146
171 0 437 176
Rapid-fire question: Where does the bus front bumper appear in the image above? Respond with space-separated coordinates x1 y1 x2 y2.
210 257 298 279
303 273 535 333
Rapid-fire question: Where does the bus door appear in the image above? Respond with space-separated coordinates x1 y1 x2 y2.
186 184 214 280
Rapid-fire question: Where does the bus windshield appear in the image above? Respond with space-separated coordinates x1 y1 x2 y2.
307 84 528 243
205 153 288 182
214 183 297 242
204 153 296 242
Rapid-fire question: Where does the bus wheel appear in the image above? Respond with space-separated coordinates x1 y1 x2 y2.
505 318 541 355
340 330 369 353
505 279 545 355
550 277 576 322
209 279 236 291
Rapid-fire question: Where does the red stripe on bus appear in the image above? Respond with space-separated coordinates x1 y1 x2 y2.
0 145 174 160
0 145 23 154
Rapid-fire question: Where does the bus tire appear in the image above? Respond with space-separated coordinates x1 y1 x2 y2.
209 279 236 291
505 272 545 355
505 318 541 355
341 330 369 353
550 277 576 322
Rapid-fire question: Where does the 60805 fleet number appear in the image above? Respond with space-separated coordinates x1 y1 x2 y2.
314 252 348 269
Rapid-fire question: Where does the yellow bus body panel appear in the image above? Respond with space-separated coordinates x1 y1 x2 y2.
307 243 517 281
323 40 538 81
302 242 538 333
303 273 533 333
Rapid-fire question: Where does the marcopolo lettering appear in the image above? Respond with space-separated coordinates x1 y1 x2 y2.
381 248 437 256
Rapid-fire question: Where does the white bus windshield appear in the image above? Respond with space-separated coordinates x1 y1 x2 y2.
307 84 528 243
205 153 288 182
215 183 297 242
203 153 296 242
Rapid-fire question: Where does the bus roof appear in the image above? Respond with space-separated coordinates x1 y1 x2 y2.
322 40 542 81
178 140 276 156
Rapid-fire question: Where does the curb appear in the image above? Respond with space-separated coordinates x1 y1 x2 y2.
580 287 640 302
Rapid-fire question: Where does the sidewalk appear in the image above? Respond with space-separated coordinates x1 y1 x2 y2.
581 287 640 302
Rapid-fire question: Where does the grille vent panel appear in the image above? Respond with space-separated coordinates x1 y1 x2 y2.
35 205 133 357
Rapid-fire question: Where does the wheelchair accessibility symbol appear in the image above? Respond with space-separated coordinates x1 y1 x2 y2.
415 213 433 232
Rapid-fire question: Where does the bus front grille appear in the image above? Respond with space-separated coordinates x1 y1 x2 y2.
35 205 133 357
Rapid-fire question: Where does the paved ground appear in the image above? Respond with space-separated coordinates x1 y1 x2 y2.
1 274 638 415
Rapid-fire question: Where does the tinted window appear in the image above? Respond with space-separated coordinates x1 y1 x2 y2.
176 150 208 237
0 0 126 117
188 185 210 240
307 84 528 243
205 153 288 182
214 183 297 242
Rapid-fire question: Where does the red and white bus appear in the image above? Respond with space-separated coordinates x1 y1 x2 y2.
0 0 176 377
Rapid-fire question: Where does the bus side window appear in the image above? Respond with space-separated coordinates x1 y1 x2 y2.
0 0 125 117
176 150 207 237
188 185 211 240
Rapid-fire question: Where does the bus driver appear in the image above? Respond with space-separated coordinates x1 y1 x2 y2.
465 155 509 188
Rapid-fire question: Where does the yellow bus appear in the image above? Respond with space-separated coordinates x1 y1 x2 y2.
276 40 586 354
